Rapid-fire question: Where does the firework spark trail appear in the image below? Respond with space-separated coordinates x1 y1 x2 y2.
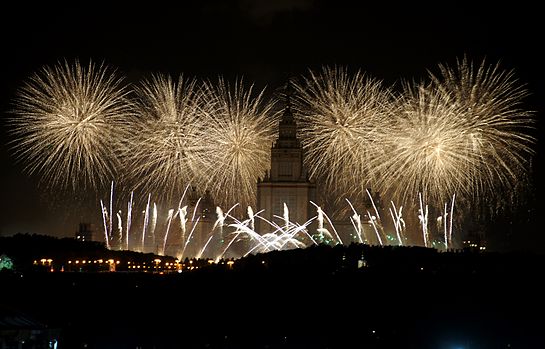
219 230 243 261
123 74 207 201
161 209 175 256
195 204 235 260
214 206 226 242
389 202 404 246
217 205 241 234
449 194 455 246
367 211 383 246
346 199 364 243
248 206 256 231
311 202 343 244
292 66 394 200
283 203 290 231
178 206 188 248
179 196 204 254
151 203 158 248
9 59 133 191
178 197 206 259
271 216 317 250
126 191 133 250
99 189 467 258
366 189 382 223
242 229 305 256
365 189 386 245
179 216 201 260
268 212 317 248
178 185 191 208
219 207 265 259
418 193 429 247
141 193 151 252
351 213 364 243
441 202 449 249
314 205 333 242
220 205 315 258
197 235 215 259
220 206 264 257
100 200 110 249
200 78 278 208
109 182 114 242
296 218 319 245
198 204 240 259
175 185 191 247
99 190 318 260
436 194 456 249
224 224 256 257
191 197 202 222
116 211 123 249
224 221 268 257
233 215 313 256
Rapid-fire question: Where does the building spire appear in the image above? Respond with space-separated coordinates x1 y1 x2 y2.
276 78 298 147
256 76 316 236
281 78 295 124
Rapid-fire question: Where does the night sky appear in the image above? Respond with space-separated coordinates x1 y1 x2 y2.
1 1 543 250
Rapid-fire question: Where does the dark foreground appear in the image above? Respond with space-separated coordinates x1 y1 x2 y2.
2 245 545 348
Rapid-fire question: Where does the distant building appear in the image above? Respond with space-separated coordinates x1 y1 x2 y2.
163 188 219 258
75 223 95 242
462 231 487 252
257 85 316 235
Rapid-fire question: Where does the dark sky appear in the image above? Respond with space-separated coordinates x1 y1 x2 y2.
1 1 543 250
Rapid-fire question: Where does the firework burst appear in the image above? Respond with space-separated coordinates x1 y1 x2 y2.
121 74 207 201
432 57 535 195
200 78 277 208
374 57 535 207
292 66 394 201
8 59 132 191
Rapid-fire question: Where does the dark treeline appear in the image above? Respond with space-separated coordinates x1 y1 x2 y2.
232 243 544 276
1 235 544 348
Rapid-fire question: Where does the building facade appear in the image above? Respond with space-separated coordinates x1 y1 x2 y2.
75 223 96 242
256 98 316 235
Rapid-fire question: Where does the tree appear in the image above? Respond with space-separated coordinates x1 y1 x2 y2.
0 254 14 271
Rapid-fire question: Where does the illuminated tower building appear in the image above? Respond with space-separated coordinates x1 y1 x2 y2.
256 84 316 234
